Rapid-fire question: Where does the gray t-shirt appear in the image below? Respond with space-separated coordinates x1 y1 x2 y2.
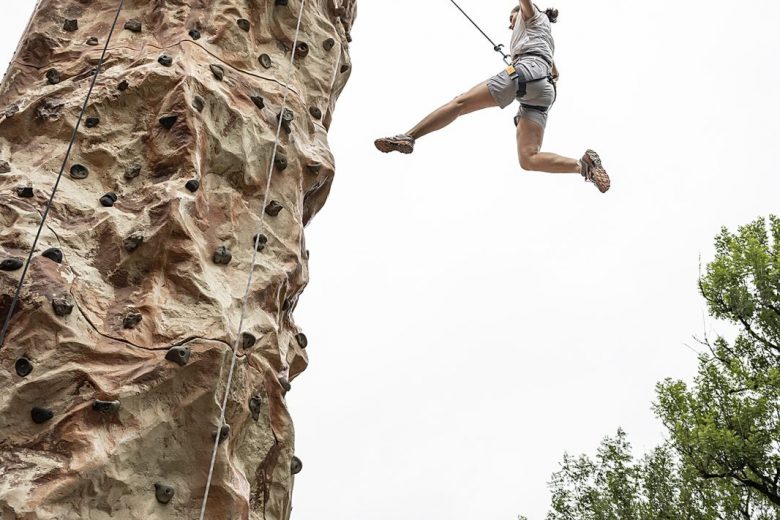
510 6 555 64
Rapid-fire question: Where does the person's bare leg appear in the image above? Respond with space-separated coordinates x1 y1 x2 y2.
406 82 498 140
515 117 579 173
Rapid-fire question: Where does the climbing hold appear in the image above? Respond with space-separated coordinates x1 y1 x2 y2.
340 64 351 74
123 233 143 252
213 424 231 444
124 164 141 180
237 18 250 31
31 407 54 424
165 346 191 366
306 162 322 175
0 258 23 271
85 116 100 128
192 95 205 112
188 29 201 40
213 246 232 265
93 400 121 413
185 179 200 192
100 192 118 207
42 247 63 263
86 36 99 46
323 38 335 51
250 95 265 110
210 64 224 81
346 32 353 43
291 456 303 475
274 155 288 171
249 394 262 421
278 376 291 392
241 332 257 349
63 19 78 32
159 115 178 129
15 357 33 377
70 164 89 179
154 482 175 505
258 54 272 69
295 333 308 349
253 234 268 251
275 0 288 5
46 69 60 85
265 201 283 217
16 186 34 198
123 310 142 329
117 79 129 91
158 53 173 67
0 160 10 173
5 104 19 118
309 106 322 120
52 298 73 317
295 42 310 60
124 19 142 33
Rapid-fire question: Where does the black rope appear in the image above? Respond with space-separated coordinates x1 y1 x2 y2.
448 0 511 65
0 0 126 349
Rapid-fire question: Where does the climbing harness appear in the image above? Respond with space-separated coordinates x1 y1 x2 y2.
448 0 511 65
198 1 308 518
0 0 126 349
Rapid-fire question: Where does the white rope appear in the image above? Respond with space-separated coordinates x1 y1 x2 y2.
198 1 307 517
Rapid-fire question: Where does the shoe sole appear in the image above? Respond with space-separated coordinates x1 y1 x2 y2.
585 149 611 193
374 138 414 154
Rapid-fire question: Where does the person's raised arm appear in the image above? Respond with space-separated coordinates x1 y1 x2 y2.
519 0 536 21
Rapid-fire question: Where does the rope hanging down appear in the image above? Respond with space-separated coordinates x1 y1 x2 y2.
198 0 308 517
0 0 126 349
448 0 511 65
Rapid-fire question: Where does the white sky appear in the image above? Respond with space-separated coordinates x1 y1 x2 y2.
2 1 780 519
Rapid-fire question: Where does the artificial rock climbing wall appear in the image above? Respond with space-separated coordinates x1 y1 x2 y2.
0 0 355 518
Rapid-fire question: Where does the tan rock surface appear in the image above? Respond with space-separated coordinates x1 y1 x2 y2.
0 1 356 518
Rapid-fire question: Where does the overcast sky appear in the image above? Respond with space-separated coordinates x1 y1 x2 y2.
2 1 779 519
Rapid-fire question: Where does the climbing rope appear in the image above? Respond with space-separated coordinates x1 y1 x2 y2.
448 0 511 65
198 0 308 517
0 0 126 349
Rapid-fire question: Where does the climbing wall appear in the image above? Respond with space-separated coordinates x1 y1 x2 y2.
0 0 355 518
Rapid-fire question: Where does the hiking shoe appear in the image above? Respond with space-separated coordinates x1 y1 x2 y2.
580 149 610 193
374 134 415 154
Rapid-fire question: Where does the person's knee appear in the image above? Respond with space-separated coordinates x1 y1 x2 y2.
452 94 469 115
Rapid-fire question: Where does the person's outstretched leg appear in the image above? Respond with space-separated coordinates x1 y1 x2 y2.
375 82 497 154
516 118 611 193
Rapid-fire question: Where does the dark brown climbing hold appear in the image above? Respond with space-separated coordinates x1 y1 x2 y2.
213 424 230 444
274 155 288 171
159 115 178 129
295 333 308 349
85 116 100 128
70 164 89 179
124 164 141 180
165 346 191 366
123 233 143 252
249 395 262 421
241 332 257 349
306 162 322 175
250 95 265 110
31 407 54 424
237 18 250 31
213 246 232 265
291 456 303 475
275 0 288 5
158 53 173 67
210 64 224 81
295 42 309 60
154 483 174 505
323 38 335 51
340 63 351 74
259 54 272 69
117 79 129 91
253 234 268 251
185 179 200 192
278 376 291 392
63 19 78 32
42 247 63 263
309 106 322 119
192 95 205 112
334 6 346 17
0 160 10 173
188 29 201 40
15 357 33 377
93 400 121 413
265 201 283 217
0 258 23 271
16 186 34 198
124 19 141 33
346 32 353 43
86 36 99 46
52 297 73 317
123 310 142 329
100 192 118 207
46 69 60 85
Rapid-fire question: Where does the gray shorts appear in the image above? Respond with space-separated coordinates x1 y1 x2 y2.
487 57 556 129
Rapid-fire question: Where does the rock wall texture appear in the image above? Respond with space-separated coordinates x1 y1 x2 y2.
0 0 356 518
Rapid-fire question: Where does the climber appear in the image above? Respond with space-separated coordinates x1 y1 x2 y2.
374 1 611 193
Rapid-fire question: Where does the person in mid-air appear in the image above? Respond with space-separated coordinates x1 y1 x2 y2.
374 1 611 193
